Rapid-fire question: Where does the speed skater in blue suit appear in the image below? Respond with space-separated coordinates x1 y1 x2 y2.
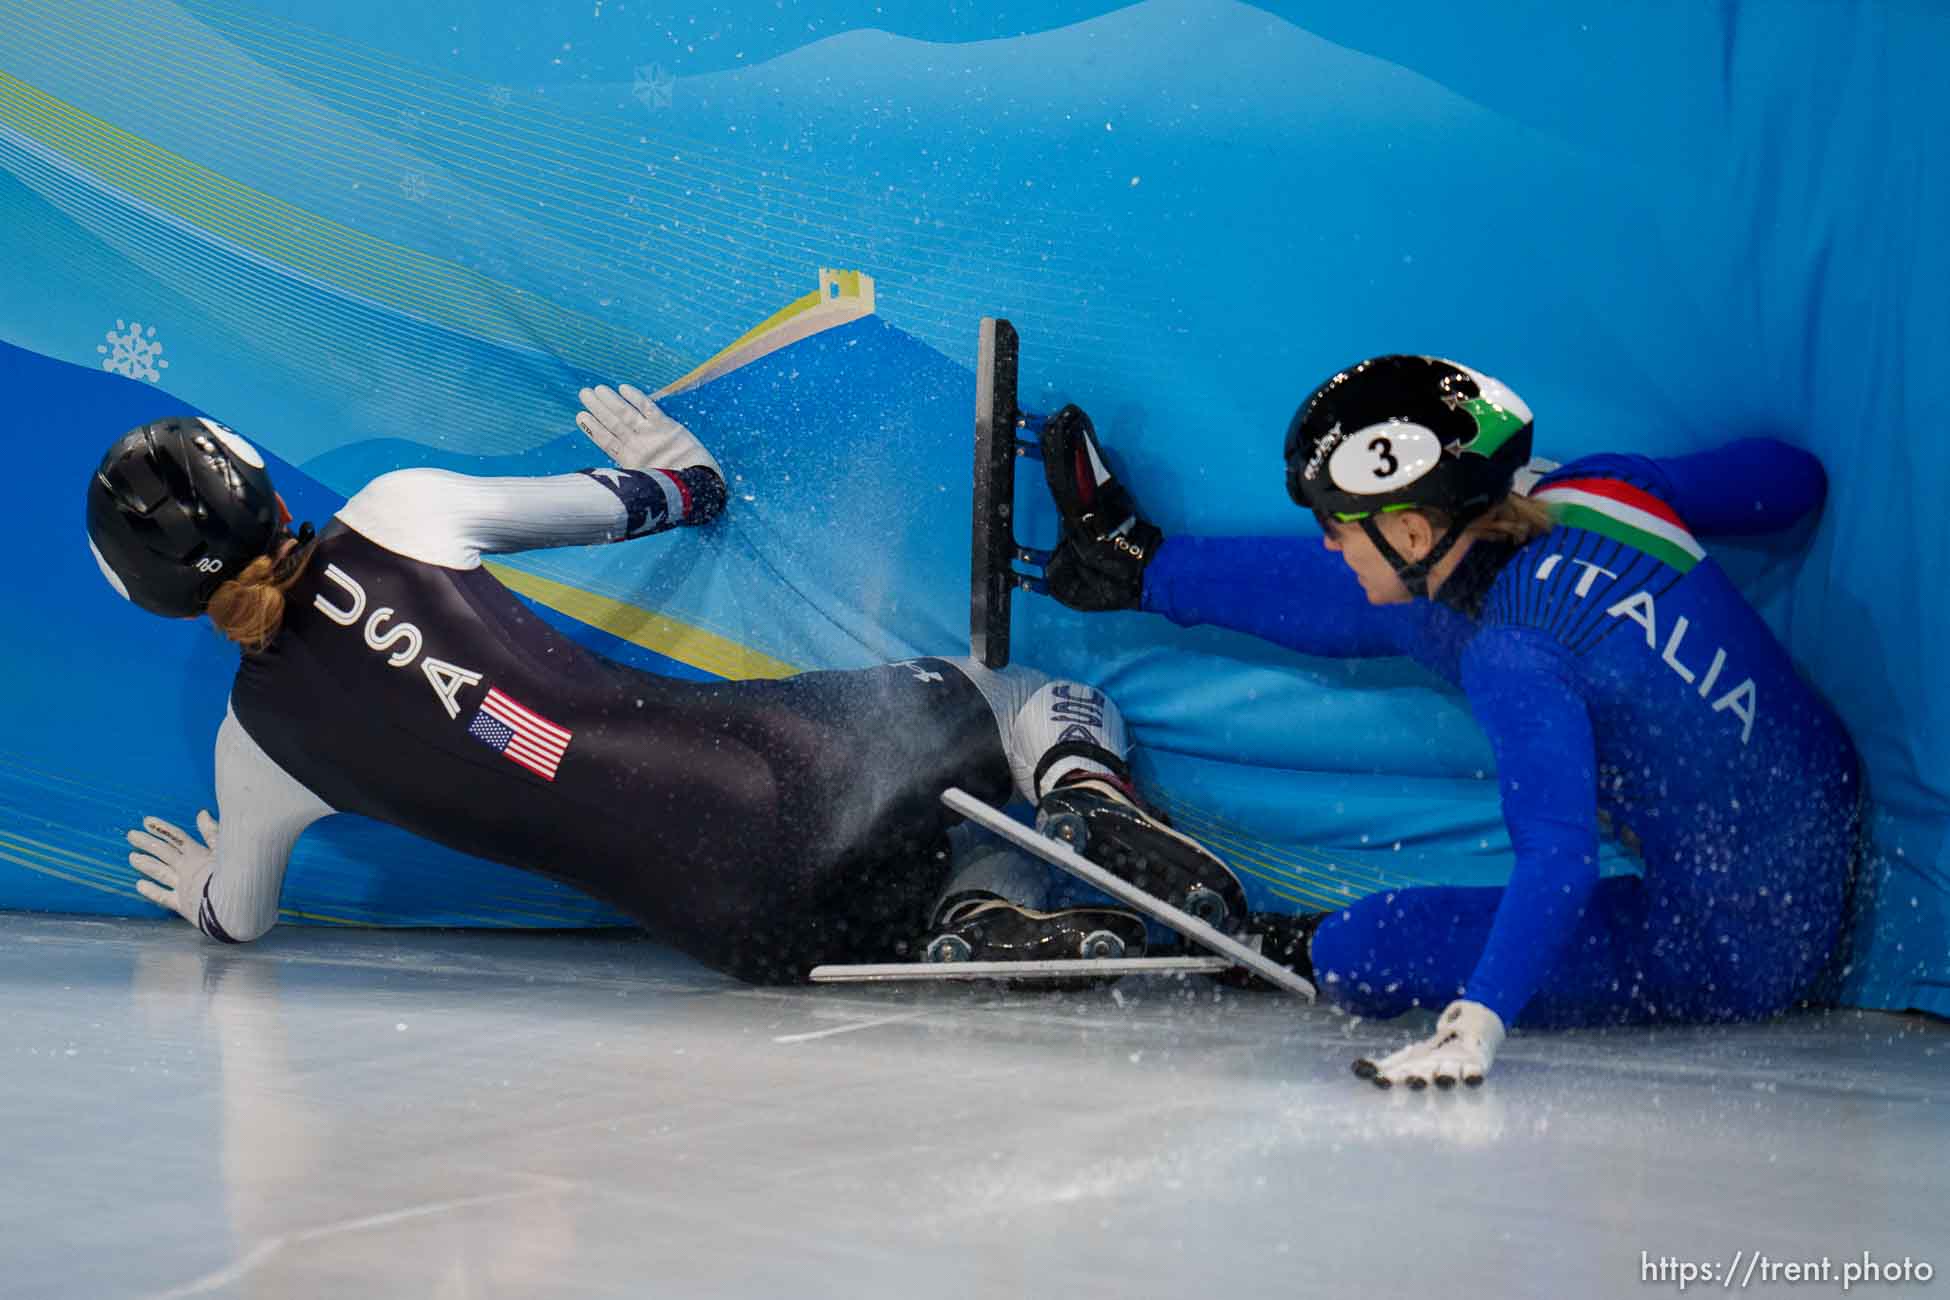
1034 354 1861 1088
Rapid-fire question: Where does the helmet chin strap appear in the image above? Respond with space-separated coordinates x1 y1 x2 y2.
1357 514 1471 599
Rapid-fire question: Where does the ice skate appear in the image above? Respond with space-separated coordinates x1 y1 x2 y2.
1215 910 1325 991
924 893 1149 964
939 787 1316 999
1034 772 1250 934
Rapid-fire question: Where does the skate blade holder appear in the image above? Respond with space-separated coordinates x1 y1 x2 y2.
970 316 1054 669
923 923 1135 965
1038 810 1236 931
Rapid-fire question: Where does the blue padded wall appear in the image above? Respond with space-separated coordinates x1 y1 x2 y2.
1 1 1943 1012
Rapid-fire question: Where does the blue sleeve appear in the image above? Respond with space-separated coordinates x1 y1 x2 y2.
1457 629 1602 1023
1556 440 1827 536
1140 534 1423 659
1653 438 1827 535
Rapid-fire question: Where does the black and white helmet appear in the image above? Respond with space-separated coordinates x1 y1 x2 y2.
1283 355 1535 597
86 417 282 618
1284 354 1534 525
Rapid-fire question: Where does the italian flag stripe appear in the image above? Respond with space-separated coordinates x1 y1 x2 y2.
1537 476 1687 528
1531 479 1704 572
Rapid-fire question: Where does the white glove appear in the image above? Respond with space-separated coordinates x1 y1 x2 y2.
128 811 220 928
1354 999 1506 1090
576 383 722 478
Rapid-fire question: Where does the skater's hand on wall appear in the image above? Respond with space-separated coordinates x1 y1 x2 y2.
1039 404 1159 613
1353 999 1505 1090
127 811 219 927
577 384 723 479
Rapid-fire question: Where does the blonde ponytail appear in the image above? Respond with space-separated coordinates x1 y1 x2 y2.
1411 493 1557 550
1471 493 1556 546
205 539 318 653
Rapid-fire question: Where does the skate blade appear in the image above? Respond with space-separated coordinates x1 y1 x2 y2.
810 956 1234 983
972 316 1021 668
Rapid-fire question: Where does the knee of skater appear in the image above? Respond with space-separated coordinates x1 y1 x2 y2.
1315 971 1435 1022
1308 902 1450 1021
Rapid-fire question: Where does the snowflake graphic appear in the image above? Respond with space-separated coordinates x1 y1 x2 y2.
631 63 675 110
400 171 430 202
487 84 513 109
396 106 426 133
97 319 170 382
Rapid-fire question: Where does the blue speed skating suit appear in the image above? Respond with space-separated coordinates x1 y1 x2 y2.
1141 439 1859 1028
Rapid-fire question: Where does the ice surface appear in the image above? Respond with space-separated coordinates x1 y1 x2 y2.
2 914 1943 1298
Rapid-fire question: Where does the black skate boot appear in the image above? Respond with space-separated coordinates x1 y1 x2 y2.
924 893 1150 965
1034 772 1251 934
1216 910 1325 990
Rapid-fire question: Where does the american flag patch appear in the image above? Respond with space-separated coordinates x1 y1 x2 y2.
467 687 573 781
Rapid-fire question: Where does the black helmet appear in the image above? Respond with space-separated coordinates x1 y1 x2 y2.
1285 354 1533 520
86 417 282 618
1283 355 1533 595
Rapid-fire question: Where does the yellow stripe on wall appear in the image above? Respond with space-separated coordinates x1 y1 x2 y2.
485 562 799 681
0 67 668 369
653 267 875 398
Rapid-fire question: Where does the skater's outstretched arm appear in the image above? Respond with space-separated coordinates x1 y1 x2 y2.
1141 533 1434 659
1037 404 1433 659
334 384 726 570
128 708 334 943
1454 629 1602 1020
1351 630 1600 1090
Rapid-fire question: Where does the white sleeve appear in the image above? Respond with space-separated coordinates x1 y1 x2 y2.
334 466 712 569
199 706 335 943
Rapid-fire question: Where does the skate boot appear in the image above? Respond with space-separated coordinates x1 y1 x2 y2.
1034 773 1250 934
924 893 1150 965
1217 910 1325 990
